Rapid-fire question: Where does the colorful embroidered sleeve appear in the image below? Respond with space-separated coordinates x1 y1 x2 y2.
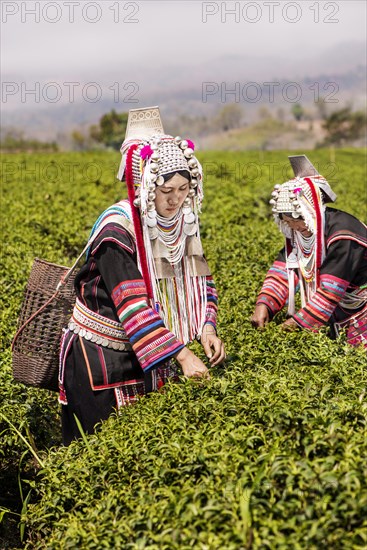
93 233 184 372
293 238 366 331
205 276 218 328
256 249 298 316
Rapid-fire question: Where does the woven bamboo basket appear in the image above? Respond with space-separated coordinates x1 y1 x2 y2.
12 258 76 391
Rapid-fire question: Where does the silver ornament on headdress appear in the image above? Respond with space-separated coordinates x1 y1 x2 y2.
269 155 337 218
270 181 304 217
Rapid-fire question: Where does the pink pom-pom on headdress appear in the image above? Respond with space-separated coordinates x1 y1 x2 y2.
294 187 303 194
140 145 153 160
187 139 195 151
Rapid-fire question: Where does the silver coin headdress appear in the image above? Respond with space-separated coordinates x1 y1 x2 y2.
270 155 336 236
117 106 203 218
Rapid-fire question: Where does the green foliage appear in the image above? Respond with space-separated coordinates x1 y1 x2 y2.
1 149 366 548
25 345 367 549
1 151 121 546
321 107 367 146
89 109 129 150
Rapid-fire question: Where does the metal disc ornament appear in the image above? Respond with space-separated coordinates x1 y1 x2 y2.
147 217 157 228
183 223 197 236
147 209 157 219
184 212 196 224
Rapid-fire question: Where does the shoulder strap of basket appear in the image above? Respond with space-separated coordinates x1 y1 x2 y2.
11 215 134 351
58 214 134 289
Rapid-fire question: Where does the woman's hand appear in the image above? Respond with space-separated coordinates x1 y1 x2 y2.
281 317 299 331
174 347 209 378
251 304 270 328
200 324 226 366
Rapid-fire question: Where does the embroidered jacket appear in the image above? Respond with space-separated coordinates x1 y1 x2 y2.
256 208 367 330
60 204 218 395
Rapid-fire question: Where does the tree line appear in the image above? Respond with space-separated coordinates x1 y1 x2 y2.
1 105 365 152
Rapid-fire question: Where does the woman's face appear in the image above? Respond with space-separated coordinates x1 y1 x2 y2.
155 173 190 217
281 214 312 237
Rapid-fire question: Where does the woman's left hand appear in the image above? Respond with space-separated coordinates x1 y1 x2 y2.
281 317 299 331
201 324 226 366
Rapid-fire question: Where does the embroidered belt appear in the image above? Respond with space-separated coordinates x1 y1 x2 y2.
334 302 367 335
68 299 132 351
339 287 367 310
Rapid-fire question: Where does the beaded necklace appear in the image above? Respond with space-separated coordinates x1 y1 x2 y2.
294 231 316 284
156 209 187 265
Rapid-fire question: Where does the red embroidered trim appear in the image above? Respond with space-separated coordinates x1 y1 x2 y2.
327 231 367 248
305 177 323 286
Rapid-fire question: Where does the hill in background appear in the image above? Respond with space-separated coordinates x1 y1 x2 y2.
1 41 366 150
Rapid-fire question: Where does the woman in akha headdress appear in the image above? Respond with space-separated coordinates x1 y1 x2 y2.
60 107 225 445
251 155 367 348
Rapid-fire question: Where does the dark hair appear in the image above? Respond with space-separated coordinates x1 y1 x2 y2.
320 190 328 203
163 170 191 183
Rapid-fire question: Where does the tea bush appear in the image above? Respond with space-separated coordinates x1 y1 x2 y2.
1 149 366 548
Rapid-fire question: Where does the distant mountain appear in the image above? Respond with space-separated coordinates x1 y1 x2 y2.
2 42 365 142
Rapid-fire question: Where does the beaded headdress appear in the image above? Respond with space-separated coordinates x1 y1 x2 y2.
270 155 336 234
118 107 203 238
270 175 328 256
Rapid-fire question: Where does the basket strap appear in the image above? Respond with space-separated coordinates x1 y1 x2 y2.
57 214 134 290
12 215 134 351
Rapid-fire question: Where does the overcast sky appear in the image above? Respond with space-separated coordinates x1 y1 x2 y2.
2 0 366 80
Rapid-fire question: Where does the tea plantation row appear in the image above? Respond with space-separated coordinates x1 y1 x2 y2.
1 149 366 548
